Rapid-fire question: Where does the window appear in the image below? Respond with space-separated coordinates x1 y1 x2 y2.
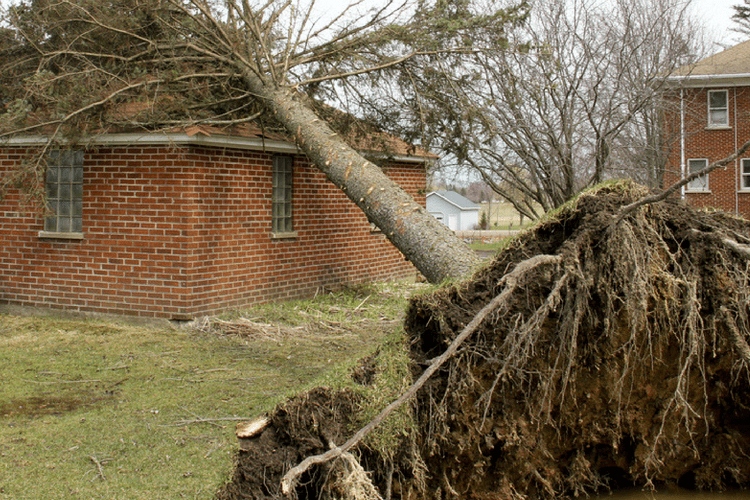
742 159 750 190
708 89 729 127
687 158 708 191
44 150 83 235
272 155 293 234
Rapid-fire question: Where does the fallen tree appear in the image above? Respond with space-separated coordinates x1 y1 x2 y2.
217 181 750 500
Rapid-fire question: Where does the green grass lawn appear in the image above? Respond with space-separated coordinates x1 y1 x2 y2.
0 281 422 500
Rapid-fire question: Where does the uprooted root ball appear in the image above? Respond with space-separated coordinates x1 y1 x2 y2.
404 183 750 499
218 183 750 500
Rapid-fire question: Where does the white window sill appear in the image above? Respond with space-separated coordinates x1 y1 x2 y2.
684 190 711 194
271 231 298 240
38 231 84 240
705 125 731 130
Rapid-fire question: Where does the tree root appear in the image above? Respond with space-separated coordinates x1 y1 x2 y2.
320 449 383 500
721 306 750 365
280 254 563 497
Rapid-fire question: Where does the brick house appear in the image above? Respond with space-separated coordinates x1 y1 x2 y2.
0 125 429 319
664 40 750 217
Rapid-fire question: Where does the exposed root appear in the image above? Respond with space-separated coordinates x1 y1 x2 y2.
320 450 383 500
722 306 750 366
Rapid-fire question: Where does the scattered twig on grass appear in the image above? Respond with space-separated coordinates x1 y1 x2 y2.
204 443 224 458
170 406 252 428
280 254 563 497
22 379 101 385
97 363 130 372
197 317 303 340
88 455 111 481
351 295 371 314
195 367 233 374
168 416 252 427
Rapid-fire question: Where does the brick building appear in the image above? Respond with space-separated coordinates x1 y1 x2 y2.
664 40 750 217
0 126 428 319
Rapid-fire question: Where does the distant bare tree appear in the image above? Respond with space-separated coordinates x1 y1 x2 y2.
349 0 703 220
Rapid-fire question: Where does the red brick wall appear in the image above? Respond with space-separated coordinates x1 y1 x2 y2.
0 144 425 318
664 86 750 217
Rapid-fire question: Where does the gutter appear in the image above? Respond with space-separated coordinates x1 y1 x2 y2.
667 73 750 88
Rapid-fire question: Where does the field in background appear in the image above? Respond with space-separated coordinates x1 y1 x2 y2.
478 201 537 230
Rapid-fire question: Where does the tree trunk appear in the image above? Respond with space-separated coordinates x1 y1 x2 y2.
246 76 481 283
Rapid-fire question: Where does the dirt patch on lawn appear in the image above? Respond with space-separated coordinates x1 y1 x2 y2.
217 183 750 500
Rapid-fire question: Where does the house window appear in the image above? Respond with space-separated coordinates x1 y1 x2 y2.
708 89 729 127
44 150 83 234
742 159 750 190
272 155 293 234
687 158 709 192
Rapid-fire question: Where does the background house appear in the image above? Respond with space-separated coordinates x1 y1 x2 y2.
0 126 429 319
664 40 750 217
426 190 480 231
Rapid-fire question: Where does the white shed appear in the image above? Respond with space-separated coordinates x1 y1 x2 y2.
426 190 480 231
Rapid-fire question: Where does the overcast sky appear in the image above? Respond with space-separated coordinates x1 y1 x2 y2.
0 0 745 51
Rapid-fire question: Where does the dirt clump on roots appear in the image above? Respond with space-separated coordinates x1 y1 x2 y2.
217 387 371 500
217 183 750 500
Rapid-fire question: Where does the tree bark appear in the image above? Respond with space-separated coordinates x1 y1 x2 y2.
245 75 481 283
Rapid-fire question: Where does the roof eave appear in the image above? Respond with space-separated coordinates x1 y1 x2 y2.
666 73 750 88
1 132 434 163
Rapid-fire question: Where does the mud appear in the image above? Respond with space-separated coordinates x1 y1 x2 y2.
0 392 114 417
218 184 750 500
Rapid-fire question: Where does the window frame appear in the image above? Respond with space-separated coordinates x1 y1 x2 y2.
707 89 729 128
686 158 709 192
40 150 84 239
741 158 750 191
271 155 295 237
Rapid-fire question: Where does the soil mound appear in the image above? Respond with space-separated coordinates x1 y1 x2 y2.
218 183 750 500
217 387 364 500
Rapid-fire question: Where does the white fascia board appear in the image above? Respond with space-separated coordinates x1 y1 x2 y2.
667 73 750 88
365 150 435 165
1 132 301 154
1 133 434 163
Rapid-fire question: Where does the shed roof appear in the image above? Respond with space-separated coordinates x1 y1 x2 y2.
427 190 480 210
